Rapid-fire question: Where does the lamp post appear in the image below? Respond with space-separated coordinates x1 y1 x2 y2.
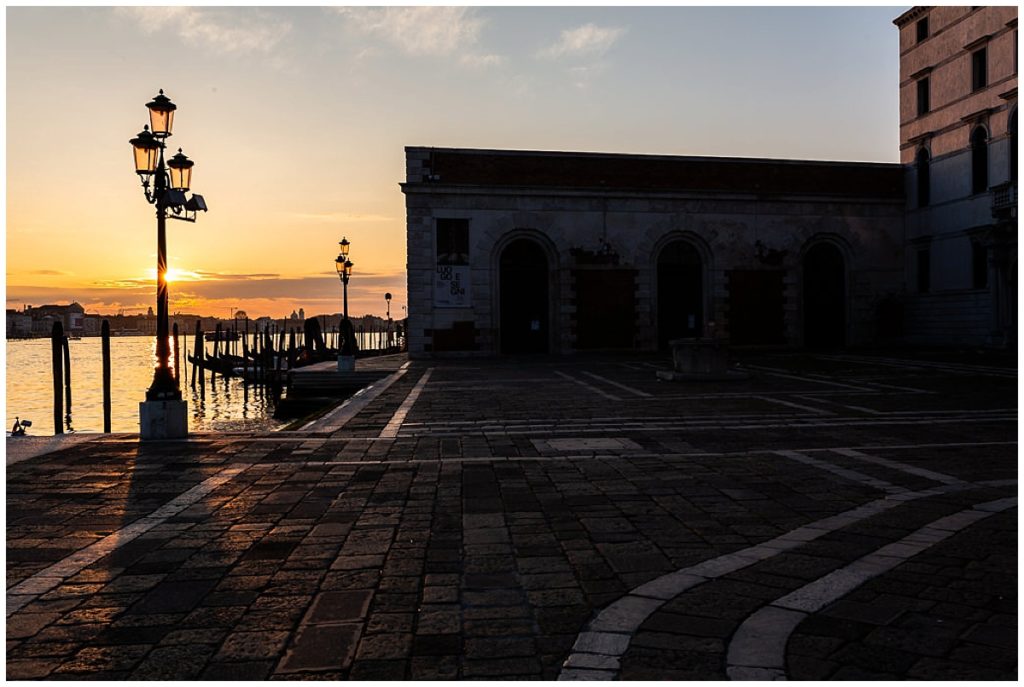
129 89 207 439
335 238 355 371
385 292 392 350
335 237 353 320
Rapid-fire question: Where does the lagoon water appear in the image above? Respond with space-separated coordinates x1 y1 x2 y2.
7 336 287 435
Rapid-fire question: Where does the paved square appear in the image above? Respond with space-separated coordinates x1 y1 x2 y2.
6 350 1016 680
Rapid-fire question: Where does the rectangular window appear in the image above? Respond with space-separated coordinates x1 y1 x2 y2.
916 17 929 43
972 48 987 90
917 78 930 116
916 248 931 293
972 240 989 289
436 218 469 266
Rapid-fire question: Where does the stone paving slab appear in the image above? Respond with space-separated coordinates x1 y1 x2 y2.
5 350 1016 680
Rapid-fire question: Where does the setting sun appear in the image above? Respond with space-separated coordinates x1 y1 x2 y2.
147 267 202 284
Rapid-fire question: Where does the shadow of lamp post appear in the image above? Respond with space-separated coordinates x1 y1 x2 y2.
336 238 355 371
129 89 208 440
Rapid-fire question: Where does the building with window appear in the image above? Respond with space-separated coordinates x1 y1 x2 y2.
22 302 86 335
401 7 1017 358
402 148 905 356
895 6 1017 346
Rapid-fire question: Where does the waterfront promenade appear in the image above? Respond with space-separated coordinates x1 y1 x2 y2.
6 350 1017 680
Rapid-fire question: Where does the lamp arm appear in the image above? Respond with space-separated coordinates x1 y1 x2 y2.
139 176 158 205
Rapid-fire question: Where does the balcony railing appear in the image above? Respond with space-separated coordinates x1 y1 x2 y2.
991 181 1017 219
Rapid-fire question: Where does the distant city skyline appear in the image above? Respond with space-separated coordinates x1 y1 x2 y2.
7 6 904 318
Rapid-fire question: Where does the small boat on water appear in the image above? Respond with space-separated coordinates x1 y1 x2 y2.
187 352 239 376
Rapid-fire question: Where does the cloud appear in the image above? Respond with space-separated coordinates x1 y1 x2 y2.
336 7 502 68
537 23 626 60
6 269 71 277
8 271 406 316
192 271 281 281
459 53 506 69
115 7 291 55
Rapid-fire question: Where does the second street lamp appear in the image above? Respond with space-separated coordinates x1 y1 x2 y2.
385 292 392 350
335 238 353 320
129 89 208 439
336 239 356 372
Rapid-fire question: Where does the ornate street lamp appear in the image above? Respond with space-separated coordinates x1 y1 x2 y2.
129 89 207 439
385 292 393 350
335 238 353 320
336 239 356 371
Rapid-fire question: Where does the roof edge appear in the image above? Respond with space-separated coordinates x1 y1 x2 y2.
404 146 902 170
894 6 930 28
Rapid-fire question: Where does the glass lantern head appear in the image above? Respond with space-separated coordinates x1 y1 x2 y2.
129 126 160 175
146 89 177 138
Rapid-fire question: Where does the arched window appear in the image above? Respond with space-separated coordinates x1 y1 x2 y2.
971 126 989 194
916 148 930 207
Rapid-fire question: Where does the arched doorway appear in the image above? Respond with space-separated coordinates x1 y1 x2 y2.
657 240 703 349
803 242 846 349
499 239 549 353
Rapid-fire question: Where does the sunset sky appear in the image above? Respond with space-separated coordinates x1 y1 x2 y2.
7 5 904 320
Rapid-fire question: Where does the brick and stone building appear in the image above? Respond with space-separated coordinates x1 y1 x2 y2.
402 147 905 356
895 6 1017 346
401 7 1017 358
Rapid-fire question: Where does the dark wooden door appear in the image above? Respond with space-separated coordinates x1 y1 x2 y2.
803 243 846 349
500 240 549 354
573 269 636 349
657 241 703 348
727 270 786 345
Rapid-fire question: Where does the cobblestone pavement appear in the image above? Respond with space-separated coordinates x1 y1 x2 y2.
6 350 1016 680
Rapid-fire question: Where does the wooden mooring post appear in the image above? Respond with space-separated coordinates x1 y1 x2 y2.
51 321 64 434
62 333 72 423
192 320 202 390
211 323 222 382
173 323 180 384
182 330 188 387
102 320 111 433
288 328 297 370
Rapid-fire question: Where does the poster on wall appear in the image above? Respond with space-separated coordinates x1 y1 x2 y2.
435 264 471 307
435 218 471 308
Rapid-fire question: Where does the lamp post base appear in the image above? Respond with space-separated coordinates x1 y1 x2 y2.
338 354 356 372
139 399 188 440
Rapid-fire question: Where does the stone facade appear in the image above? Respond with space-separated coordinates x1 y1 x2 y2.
895 6 1018 346
402 148 905 357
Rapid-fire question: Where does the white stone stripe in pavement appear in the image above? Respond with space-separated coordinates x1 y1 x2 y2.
300 368 409 432
554 371 622 401
557 478 1016 680
776 450 908 494
815 353 1018 378
743 366 875 392
831 447 967 486
726 496 1018 680
751 395 833 415
6 463 249 616
378 368 434 439
580 371 653 397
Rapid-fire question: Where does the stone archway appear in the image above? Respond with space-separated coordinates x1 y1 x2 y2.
499 238 550 354
802 242 846 349
657 239 703 349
